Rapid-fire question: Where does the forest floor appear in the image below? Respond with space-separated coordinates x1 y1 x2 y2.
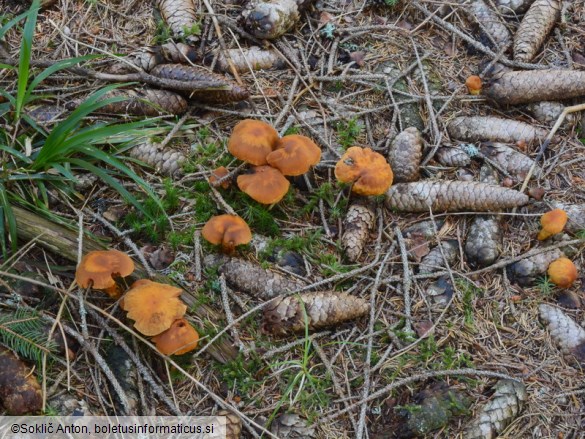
1 0 585 438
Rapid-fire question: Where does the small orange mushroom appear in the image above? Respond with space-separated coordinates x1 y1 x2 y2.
201 214 252 253
151 318 199 355
465 75 482 95
237 165 290 204
75 250 135 298
334 146 393 196
209 166 231 189
228 119 279 166
537 209 568 240
547 257 578 288
121 280 187 336
266 134 321 176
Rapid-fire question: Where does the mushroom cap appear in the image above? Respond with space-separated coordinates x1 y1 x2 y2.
334 146 393 196
538 208 568 240
209 166 231 189
151 318 199 355
75 250 135 290
266 134 321 176
465 75 482 95
201 214 252 252
547 257 578 288
237 165 290 204
121 280 187 336
228 119 279 165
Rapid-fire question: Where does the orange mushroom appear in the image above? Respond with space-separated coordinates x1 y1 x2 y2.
201 214 252 253
209 166 231 189
334 146 393 196
547 257 578 288
151 318 199 355
121 280 187 336
75 250 135 298
537 209 568 240
266 134 321 176
237 165 290 204
228 119 279 165
465 75 482 95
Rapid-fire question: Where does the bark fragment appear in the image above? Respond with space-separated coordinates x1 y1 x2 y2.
130 140 186 177
98 89 188 116
216 47 287 72
419 240 458 274
507 248 564 286
243 0 300 39
0 347 42 415
465 0 512 49
485 69 585 105
205 255 306 300
448 116 549 144
387 127 423 182
263 291 370 335
539 304 585 366
150 64 250 103
513 0 560 62
463 380 527 439
341 203 376 262
156 0 200 42
385 181 529 213
479 143 539 180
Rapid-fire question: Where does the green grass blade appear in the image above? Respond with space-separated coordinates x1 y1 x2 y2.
15 0 40 119
0 9 32 40
0 184 18 255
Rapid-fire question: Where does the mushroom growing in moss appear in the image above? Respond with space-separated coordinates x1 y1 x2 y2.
209 166 231 189
538 209 568 240
151 318 199 355
228 119 279 165
237 165 290 204
547 257 578 288
121 280 187 336
334 146 393 196
266 134 321 176
75 250 135 298
201 214 252 253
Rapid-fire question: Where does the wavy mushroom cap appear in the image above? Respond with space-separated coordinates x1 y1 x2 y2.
334 146 393 196
151 318 199 355
547 257 578 288
121 280 187 336
201 214 252 253
228 119 279 165
266 134 321 176
237 165 290 204
75 250 135 295
465 75 482 95
538 209 568 240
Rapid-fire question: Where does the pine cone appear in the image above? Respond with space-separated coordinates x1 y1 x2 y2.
539 304 585 366
465 0 512 49
507 248 564 286
218 409 242 439
388 127 423 182
99 89 188 116
243 0 300 40
215 47 287 72
205 255 306 299
526 101 572 125
419 240 458 274
485 69 585 105
514 0 560 62
130 140 186 176
385 181 529 213
156 0 199 42
435 146 472 167
551 203 585 233
271 413 316 438
463 380 527 439
113 43 198 73
425 275 455 308
496 0 533 13
150 64 249 103
263 291 370 335
341 203 375 262
448 116 549 144
479 143 539 180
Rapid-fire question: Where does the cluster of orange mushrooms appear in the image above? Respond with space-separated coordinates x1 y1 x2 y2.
537 209 578 288
75 250 199 356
